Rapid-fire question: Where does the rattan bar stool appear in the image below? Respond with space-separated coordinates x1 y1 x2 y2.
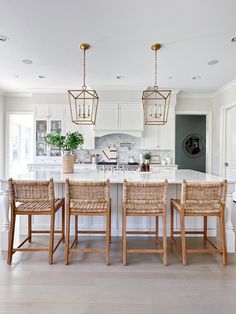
7 178 65 265
64 179 111 265
170 180 228 266
122 180 168 266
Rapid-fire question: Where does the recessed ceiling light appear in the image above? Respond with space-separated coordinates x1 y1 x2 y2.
14 75 19 78
38 75 47 79
168 76 173 79
0 34 8 42
231 36 236 42
208 59 219 65
192 75 201 80
116 75 125 80
22 59 33 64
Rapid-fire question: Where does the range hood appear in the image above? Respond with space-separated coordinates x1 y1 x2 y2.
94 130 143 137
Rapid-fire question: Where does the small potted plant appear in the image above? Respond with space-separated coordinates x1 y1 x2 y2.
44 129 84 173
144 152 151 164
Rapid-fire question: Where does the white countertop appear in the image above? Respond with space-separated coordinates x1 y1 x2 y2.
1 169 234 184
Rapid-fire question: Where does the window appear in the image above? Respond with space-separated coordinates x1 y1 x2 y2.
8 113 33 176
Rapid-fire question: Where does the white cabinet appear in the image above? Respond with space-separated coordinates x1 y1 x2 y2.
95 103 143 131
119 104 143 130
64 119 95 149
95 104 119 130
35 104 65 118
142 106 175 150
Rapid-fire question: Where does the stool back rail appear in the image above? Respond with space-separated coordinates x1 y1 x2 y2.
170 179 227 265
64 179 111 265
122 179 168 266
7 178 65 265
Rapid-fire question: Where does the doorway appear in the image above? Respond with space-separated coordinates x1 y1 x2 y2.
6 112 34 177
224 105 236 180
175 114 206 172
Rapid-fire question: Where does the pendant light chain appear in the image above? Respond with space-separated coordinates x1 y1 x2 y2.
83 48 86 88
154 49 158 87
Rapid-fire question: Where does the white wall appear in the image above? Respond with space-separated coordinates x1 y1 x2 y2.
176 93 212 112
212 81 236 175
0 95 5 179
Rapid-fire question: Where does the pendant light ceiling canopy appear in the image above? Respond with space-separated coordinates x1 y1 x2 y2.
68 43 99 125
142 43 171 125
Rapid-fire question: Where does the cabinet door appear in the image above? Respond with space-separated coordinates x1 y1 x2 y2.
35 120 48 156
34 104 49 117
50 104 65 118
95 104 119 130
49 120 62 156
157 119 175 150
141 125 158 149
65 119 94 149
119 104 143 130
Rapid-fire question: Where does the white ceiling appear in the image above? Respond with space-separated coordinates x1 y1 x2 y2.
0 0 236 93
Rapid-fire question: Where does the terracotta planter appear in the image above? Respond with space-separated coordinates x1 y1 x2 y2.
62 155 75 173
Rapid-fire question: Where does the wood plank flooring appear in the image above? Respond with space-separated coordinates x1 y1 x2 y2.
1 236 236 314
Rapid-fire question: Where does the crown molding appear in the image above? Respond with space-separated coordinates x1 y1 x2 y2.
4 92 32 97
214 79 236 96
178 91 214 99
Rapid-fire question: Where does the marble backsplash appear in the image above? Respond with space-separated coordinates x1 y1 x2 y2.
76 133 174 164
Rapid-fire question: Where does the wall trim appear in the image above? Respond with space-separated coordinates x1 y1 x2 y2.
219 102 236 176
214 79 236 97
175 110 213 174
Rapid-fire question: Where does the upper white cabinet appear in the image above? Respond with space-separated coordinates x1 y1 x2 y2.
64 119 95 149
95 103 119 130
141 106 175 150
35 104 65 118
95 103 143 131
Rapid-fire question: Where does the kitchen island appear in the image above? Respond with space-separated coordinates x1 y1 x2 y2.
1 169 235 252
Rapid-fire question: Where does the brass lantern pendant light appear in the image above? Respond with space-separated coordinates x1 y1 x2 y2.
142 43 171 125
68 43 99 125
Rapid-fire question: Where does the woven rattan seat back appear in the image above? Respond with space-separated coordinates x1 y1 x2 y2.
8 178 54 203
123 180 168 204
181 180 227 208
65 179 110 202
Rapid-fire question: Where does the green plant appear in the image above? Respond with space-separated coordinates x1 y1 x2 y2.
44 129 84 152
144 152 151 160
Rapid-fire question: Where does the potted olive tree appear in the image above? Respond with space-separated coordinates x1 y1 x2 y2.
44 129 84 173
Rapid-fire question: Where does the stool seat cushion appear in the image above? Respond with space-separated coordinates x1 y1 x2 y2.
171 199 221 214
15 198 64 213
70 200 108 213
125 200 164 214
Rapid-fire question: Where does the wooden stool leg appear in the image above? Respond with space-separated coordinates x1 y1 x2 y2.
62 203 65 243
220 213 227 266
49 211 55 265
28 215 32 243
7 211 16 265
180 212 187 266
65 209 71 265
155 216 159 244
75 215 78 244
162 213 168 266
105 208 110 266
122 208 127 266
109 206 112 242
170 202 174 244
204 216 207 241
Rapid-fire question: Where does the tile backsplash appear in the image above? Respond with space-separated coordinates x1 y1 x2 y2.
77 133 174 164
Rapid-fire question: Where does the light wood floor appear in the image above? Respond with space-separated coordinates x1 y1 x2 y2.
1 236 236 314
